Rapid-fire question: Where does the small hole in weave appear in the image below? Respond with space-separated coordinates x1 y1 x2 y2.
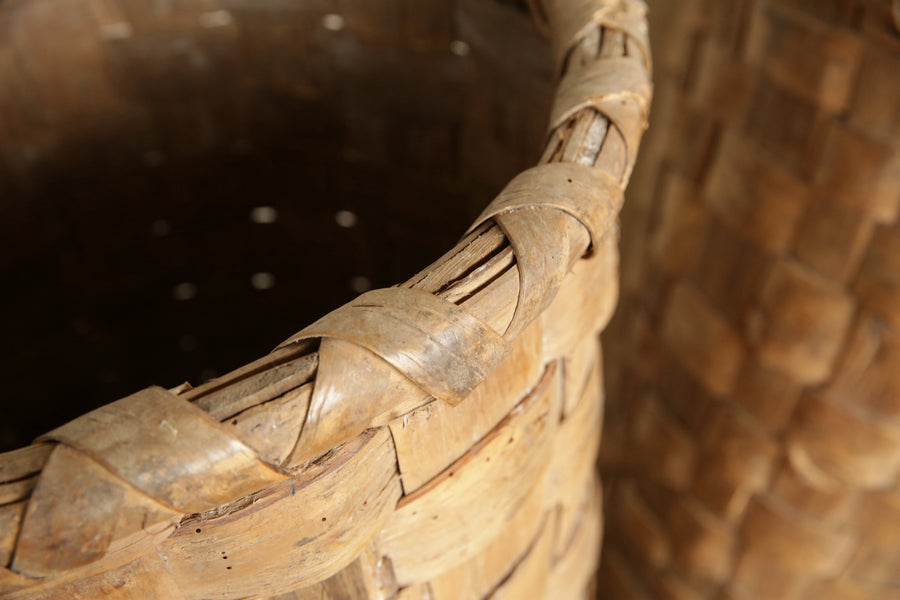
334 209 357 228
450 40 470 57
350 276 371 293
199 10 233 28
321 517 327 522
172 282 197 301
322 14 344 31
100 22 133 40
566 178 572 183
196 528 202 534
223 556 228 560
231 419 238 426
250 206 278 224
251 272 276 290
226 566 232 570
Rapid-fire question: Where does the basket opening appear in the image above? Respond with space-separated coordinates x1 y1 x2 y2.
0 0 554 450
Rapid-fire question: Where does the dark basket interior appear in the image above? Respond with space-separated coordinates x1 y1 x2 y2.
0 0 554 450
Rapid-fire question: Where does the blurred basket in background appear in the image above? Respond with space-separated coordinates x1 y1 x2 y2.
0 0 650 598
600 0 900 598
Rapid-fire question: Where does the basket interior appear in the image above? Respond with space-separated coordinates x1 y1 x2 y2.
0 0 554 450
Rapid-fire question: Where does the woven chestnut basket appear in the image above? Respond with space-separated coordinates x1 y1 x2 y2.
599 0 900 598
0 0 650 598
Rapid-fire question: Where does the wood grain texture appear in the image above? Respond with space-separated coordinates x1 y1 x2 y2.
159 429 402 599
0 0 651 596
389 320 544 494
378 363 561 585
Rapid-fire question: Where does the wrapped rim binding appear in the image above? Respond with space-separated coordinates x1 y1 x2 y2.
0 0 651 597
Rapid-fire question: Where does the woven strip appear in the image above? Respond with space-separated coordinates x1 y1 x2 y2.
542 0 651 71
470 163 624 250
0 0 652 597
469 163 624 337
280 288 510 405
43 387 287 513
551 56 651 176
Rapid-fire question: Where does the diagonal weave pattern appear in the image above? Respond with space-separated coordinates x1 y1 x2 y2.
0 0 651 598
601 0 900 598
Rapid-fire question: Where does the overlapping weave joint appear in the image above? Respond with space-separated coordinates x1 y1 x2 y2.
543 0 651 70
470 163 625 337
281 287 510 406
14 387 286 576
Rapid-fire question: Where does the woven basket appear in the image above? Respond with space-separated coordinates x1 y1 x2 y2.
600 0 900 598
0 0 650 598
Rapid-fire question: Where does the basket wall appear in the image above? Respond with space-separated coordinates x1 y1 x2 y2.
599 0 900 598
0 0 651 598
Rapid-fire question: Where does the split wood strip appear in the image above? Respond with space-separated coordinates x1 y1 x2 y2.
600 0 900 598
0 0 651 597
